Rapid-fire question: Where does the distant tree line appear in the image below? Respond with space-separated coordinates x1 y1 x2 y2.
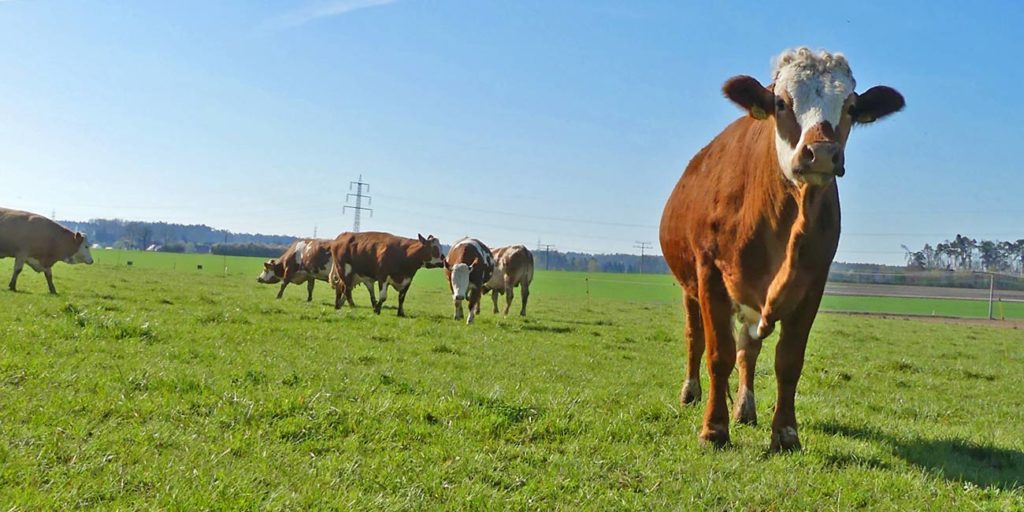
59 218 297 252
901 234 1024 274
534 250 670 274
210 243 289 258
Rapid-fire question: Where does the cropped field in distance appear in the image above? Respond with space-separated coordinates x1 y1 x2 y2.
0 250 1022 509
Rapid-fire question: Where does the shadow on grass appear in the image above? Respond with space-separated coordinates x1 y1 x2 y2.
813 420 1024 490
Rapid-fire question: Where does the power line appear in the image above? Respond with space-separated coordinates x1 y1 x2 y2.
343 175 373 233
634 241 653 274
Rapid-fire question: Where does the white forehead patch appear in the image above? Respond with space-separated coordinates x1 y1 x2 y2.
773 47 855 132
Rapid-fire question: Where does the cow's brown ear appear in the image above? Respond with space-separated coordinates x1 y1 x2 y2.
74 232 84 244
852 86 905 124
418 233 427 244
723 75 774 120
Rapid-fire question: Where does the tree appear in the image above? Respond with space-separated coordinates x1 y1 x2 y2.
978 240 1001 271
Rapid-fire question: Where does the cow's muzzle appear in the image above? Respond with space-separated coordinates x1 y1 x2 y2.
794 142 844 181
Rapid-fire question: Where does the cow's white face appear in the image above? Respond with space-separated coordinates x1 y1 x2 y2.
722 47 905 187
257 260 283 283
771 51 855 186
449 262 473 301
66 233 93 264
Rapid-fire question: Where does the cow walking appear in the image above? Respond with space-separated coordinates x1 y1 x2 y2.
1 207 94 294
329 232 444 316
258 238 374 305
482 245 533 316
444 238 495 324
659 48 903 450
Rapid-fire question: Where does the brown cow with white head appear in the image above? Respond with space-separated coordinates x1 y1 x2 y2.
444 237 495 324
660 48 903 451
1 207 94 294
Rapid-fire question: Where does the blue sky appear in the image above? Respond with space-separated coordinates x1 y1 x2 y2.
2 1 1022 264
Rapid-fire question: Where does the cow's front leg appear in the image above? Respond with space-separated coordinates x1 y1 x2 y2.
306 279 315 302
454 298 464 320
491 289 500 314
374 282 387 314
466 287 480 324
8 257 24 292
697 264 735 448
276 281 289 299
734 320 762 425
504 286 514 316
770 280 825 452
43 267 57 295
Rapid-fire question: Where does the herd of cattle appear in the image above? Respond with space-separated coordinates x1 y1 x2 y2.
257 232 533 324
0 207 533 325
3 47 906 451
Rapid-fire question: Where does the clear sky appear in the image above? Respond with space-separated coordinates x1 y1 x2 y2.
2 1 1022 264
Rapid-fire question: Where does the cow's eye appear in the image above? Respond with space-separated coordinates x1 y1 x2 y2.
775 98 786 111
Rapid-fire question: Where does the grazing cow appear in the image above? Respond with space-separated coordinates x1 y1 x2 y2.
329 232 444 316
444 238 495 324
257 238 375 305
482 245 534 316
0 207 94 294
659 48 904 450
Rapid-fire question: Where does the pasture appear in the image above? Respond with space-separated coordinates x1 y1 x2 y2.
0 251 1022 509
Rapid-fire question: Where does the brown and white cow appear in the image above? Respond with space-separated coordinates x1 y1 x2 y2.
659 48 903 451
482 245 533 317
444 237 495 324
1 207 94 294
257 238 374 305
328 232 444 316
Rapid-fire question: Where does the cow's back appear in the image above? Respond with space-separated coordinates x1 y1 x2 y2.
489 245 533 288
0 208 70 261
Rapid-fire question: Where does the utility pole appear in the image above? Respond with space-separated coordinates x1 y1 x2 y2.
313 224 318 238
344 175 373 233
634 241 653 274
539 244 556 271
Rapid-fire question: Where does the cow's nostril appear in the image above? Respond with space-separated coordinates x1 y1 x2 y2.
801 146 814 162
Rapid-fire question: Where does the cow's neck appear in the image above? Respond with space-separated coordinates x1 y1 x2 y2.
759 130 835 322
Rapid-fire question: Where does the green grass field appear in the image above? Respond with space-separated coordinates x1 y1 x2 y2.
0 250 1022 509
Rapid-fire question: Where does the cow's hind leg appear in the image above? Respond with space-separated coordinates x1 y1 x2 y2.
504 285 514 316
680 293 704 405
519 281 529 316
306 279 315 302
396 285 409 317
43 267 57 295
697 264 736 448
8 257 24 292
770 279 825 452
734 311 763 425
491 290 499 314
364 282 377 308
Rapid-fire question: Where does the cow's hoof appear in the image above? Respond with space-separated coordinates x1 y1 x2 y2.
770 427 801 452
733 388 757 425
397 311 405 318
698 425 730 449
520 311 526 317
680 378 701 405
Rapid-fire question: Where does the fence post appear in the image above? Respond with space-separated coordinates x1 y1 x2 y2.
987 272 995 320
